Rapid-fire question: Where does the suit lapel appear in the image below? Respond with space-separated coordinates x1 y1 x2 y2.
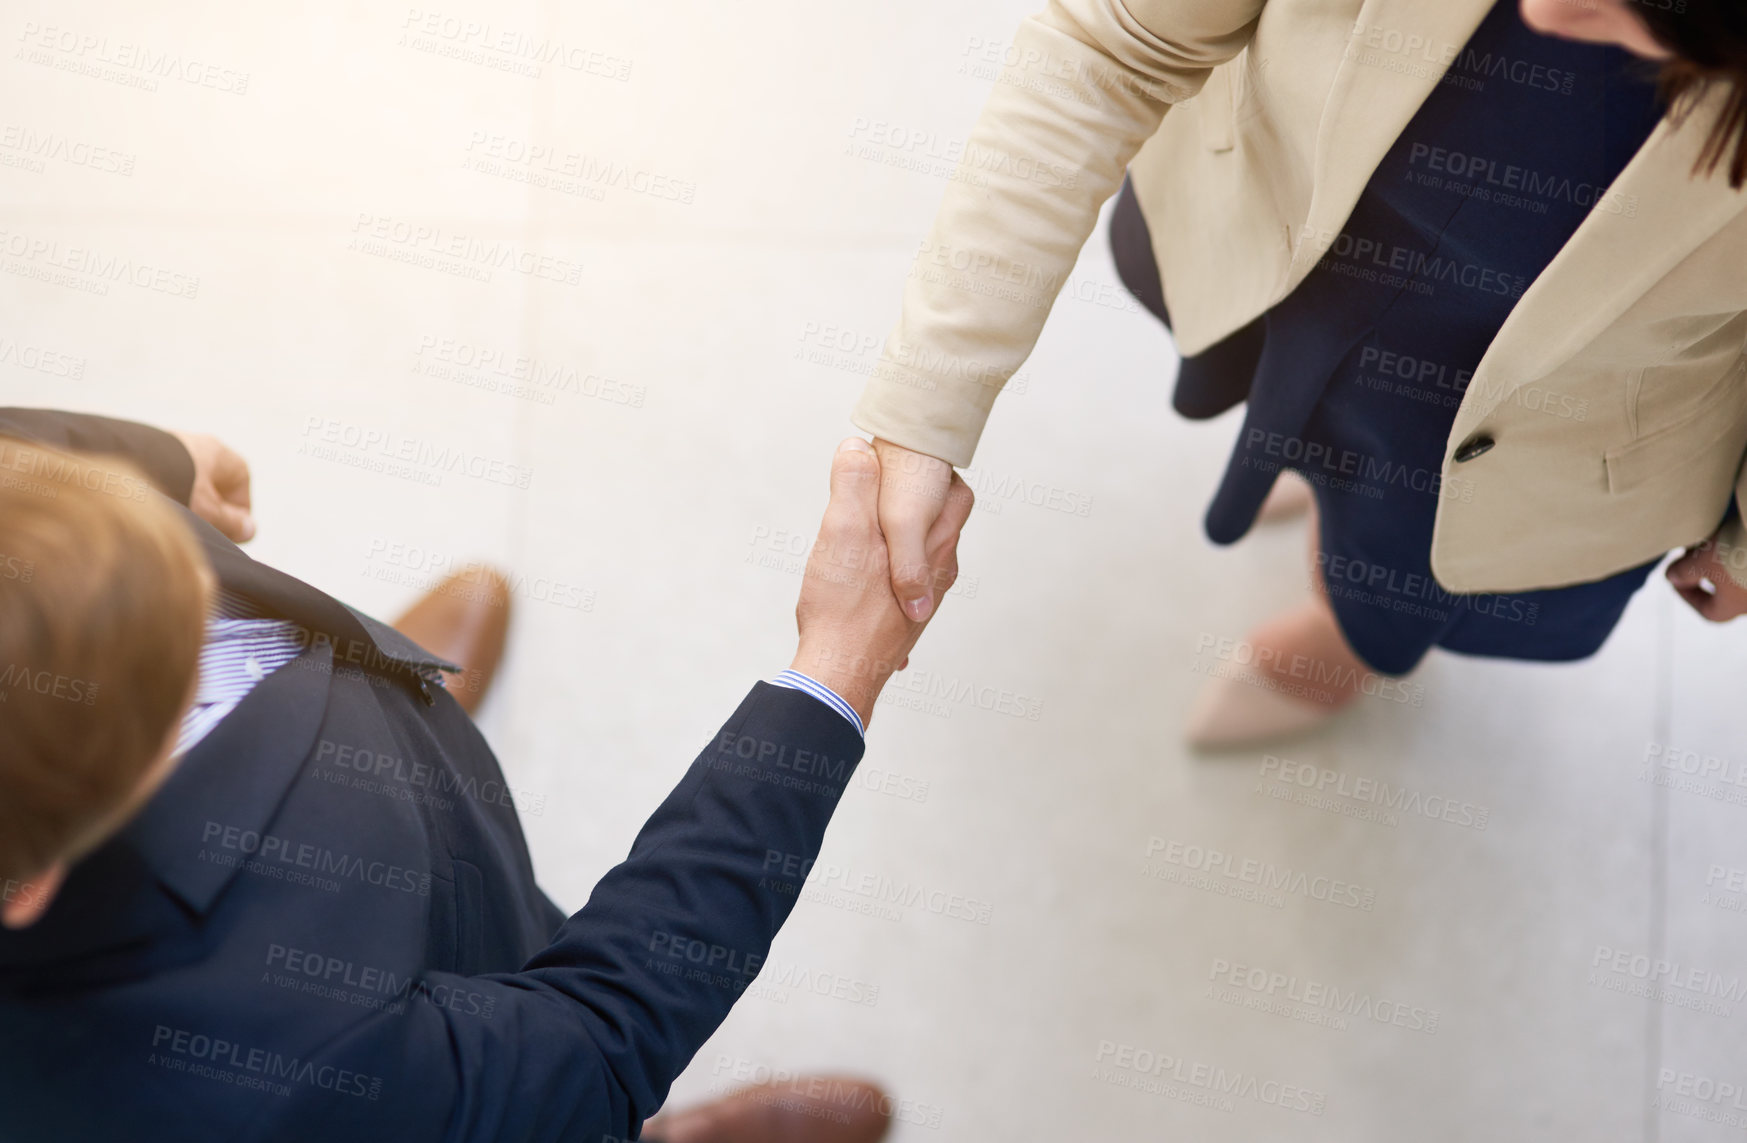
186 508 458 674
0 646 336 979
121 644 336 916
1295 0 1495 272
1465 83 1747 421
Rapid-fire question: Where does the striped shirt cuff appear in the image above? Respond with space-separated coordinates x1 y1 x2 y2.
769 669 865 739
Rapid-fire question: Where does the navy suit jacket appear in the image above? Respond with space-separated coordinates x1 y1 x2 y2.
0 410 867 1142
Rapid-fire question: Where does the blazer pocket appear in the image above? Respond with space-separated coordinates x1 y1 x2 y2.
1606 358 1747 493
450 858 489 976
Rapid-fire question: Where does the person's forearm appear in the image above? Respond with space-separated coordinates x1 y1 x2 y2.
852 0 1261 466
512 682 865 1126
0 408 196 504
228 684 869 1143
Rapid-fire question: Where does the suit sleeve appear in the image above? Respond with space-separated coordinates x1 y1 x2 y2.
257 683 867 1143
849 0 1264 467
0 408 196 505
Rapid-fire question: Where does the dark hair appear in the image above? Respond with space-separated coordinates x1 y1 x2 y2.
1637 0 1747 188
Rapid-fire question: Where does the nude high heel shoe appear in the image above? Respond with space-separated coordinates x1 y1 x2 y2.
1183 598 1365 749
1183 662 1344 749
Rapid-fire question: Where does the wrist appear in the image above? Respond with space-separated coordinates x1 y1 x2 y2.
789 642 895 729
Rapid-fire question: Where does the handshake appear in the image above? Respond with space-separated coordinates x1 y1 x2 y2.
788 438 974 730
172 429 974 731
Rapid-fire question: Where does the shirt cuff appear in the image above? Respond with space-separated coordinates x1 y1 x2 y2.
769 669 865 738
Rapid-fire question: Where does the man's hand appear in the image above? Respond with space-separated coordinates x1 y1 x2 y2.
1667 529 1747 621
870 436 958 623
792 438 974 728
171 431 256 543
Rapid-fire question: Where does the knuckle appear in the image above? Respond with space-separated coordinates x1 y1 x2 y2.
833 449 880 482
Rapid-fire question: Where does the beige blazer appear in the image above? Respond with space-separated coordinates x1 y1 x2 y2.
849 0 1747 593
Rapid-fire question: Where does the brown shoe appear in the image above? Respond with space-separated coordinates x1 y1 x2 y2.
641 1075 893 1143
390 569 511 716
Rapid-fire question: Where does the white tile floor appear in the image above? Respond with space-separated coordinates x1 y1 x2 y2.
5 1 1746 1139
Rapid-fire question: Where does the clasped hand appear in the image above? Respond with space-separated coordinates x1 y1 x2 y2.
791 439 973 728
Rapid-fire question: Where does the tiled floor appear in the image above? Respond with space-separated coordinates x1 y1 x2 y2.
5 1 1745 1139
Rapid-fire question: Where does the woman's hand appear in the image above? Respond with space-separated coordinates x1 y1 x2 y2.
1667 528 1747 621
870 437 959 623
792 439 973 727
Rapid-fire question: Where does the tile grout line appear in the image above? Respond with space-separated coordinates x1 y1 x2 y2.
498 0 558 767
1643 587 1673 1143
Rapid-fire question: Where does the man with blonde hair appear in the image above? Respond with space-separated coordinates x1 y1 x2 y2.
0 408 970 1143
0 441 209 925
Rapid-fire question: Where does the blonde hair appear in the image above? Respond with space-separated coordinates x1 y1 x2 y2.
0 442 210 882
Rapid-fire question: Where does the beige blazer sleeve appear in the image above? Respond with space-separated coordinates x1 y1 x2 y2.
850 0 1265 468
